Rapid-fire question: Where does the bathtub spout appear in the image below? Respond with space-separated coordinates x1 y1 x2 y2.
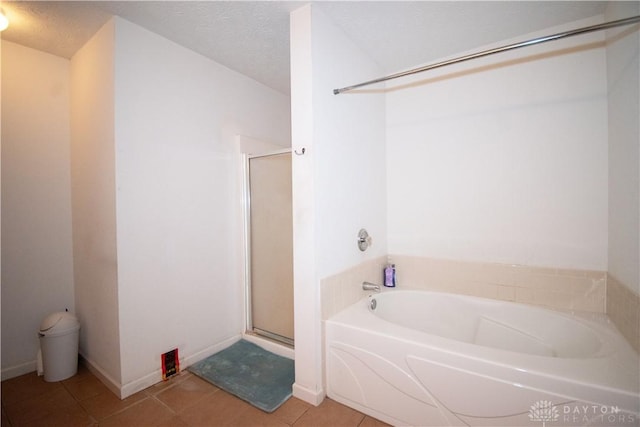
362 282 381 292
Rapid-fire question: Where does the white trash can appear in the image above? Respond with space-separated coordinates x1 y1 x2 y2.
38 311 80 382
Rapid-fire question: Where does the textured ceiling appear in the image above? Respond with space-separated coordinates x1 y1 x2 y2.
1 1 608 95
320 1 608 77
1 2 114 59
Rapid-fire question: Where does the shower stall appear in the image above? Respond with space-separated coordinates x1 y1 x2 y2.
243 150 294 346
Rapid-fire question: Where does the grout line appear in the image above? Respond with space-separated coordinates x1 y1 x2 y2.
150 392 179 416
58 377 98 426
3 372 384 427
97 395 156 423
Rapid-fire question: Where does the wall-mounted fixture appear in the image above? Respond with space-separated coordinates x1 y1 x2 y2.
0 9 9 32
357 229 372 252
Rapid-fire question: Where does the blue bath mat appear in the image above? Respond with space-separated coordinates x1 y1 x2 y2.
188 340 294 413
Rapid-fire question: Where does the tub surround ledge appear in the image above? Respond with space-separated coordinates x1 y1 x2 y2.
321 256 607 322
320 256 640 353
389 255 607 313
606 274 640 354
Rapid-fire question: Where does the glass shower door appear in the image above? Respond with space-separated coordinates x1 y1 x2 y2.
246 151 294 345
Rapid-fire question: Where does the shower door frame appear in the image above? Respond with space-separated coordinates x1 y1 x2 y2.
242 148 294 348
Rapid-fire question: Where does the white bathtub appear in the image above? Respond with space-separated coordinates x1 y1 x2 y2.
325 290 640 426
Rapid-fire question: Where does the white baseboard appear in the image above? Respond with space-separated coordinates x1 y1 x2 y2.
118 335 242 399
119 368 161 399
80 352 122 398
1 360 37 381
2 336 245 399
181 335 241 368
292 382 325 406
78 335 249 400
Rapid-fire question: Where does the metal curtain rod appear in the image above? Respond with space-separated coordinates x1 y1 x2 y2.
333 15 640 95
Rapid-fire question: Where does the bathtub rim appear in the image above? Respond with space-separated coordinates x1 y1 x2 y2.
366 288 610 358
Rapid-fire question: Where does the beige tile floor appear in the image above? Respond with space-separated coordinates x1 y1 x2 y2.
1 364 390 426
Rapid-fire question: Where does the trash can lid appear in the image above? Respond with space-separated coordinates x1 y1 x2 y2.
39 311 80 335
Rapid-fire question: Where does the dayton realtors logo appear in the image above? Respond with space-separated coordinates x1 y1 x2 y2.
529 400 560 427
529 400 637 426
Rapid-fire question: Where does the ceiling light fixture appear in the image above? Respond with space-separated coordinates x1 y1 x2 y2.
0 9 9 31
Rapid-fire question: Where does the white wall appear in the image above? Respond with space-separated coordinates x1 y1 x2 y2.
3 14 289 395
290 4 387 404
290 5 319 404
312 6 387 277
70 19 122 388
1 41 75 379
112 17 291 396
387 17 609 271
606 1 640 294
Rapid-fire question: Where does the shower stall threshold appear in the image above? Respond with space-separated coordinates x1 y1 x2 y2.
243 331 295 360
